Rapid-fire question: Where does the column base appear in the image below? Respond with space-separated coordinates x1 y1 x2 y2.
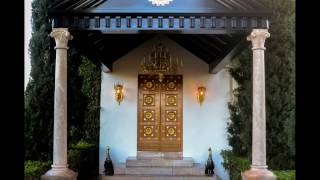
41 167 78 180
242 168 277 180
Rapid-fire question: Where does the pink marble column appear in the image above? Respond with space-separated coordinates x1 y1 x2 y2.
243 29 276 180
42 28 77 180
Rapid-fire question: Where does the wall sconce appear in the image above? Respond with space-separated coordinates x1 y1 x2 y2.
197 86 206 106
114 83 124 105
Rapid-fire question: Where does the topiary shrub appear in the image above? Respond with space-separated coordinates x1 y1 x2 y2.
24 160 52 180
70 139 95 150
221 150 250 180
68 140 98 180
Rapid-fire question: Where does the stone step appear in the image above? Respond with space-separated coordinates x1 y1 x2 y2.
114 163 126 175
125 167 173 176
172 164 205 176
137 151 183 159
114 163 207 176
126 156 194 167
100 175 220 180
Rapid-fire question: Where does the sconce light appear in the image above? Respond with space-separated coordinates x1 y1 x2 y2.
114 83 124 105
197 86 206 106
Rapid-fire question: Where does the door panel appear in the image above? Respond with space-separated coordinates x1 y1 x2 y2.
138 74 182 152
160 75 182 152
138 75 161 151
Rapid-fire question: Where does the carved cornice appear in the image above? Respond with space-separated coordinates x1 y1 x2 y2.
247 29 270 50
50 28 73 49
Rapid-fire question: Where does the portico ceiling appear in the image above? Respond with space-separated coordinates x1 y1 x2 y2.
49 0 270 73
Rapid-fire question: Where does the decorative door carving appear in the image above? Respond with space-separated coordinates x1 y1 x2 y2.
138 74 182 152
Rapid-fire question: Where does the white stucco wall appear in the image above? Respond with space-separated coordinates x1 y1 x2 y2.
99 35 231 180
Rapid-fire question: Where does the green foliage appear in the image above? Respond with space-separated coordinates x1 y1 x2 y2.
70 139 95 150
226 0 295 170
67 49 89 145
68 141 99 180
24 160 52 180
24 142 98 180
263 0 295 169
25 0 101 161
221 150 250 180
24 0 55 160
227 50 252 156
78 55 101 144
221 150 295 180
273 170 296 180
66 53 101 146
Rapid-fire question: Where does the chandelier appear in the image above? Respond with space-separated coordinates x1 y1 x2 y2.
148 0 173 6
141 42 183 82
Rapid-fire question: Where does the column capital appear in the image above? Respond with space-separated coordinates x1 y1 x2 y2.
50 28 73 49
247 29 270 50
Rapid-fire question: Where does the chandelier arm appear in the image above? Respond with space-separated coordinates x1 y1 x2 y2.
141 42 181 81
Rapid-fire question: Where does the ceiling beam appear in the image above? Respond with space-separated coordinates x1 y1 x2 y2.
168 35 217 64
183 35 219 59
209 38 248 74
205 35 228 45
195 36 224 53
101 63 111 73
73 31 113 71
97 34 155 69
216 0 235 10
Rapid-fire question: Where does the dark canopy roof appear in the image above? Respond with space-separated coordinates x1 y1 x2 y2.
49 0 270 73
50 0 268 14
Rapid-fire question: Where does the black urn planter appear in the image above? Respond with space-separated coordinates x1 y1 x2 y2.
205 147 215 176
104 159 114 176
104 146 114 176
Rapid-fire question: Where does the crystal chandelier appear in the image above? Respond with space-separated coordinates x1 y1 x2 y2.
141 42 183 82
148 0 173 6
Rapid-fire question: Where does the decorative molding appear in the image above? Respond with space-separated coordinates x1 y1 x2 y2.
148 0 173 6
51 16 269 34
50 28 73 49
247 29 270 50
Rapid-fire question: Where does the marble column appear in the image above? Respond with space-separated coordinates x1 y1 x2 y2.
243 29 276 180
42 28 77 180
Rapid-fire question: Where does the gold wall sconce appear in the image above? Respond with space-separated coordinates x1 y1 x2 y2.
114 83 124 105
197 86 206 106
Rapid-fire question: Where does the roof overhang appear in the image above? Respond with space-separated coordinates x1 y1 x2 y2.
48 0 270 73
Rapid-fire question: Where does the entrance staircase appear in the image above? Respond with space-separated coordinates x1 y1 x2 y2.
100 156 220 180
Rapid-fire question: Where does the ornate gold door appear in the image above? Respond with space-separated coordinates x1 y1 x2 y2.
138 74 182 152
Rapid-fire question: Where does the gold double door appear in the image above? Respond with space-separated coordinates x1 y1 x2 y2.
138 74 182 152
